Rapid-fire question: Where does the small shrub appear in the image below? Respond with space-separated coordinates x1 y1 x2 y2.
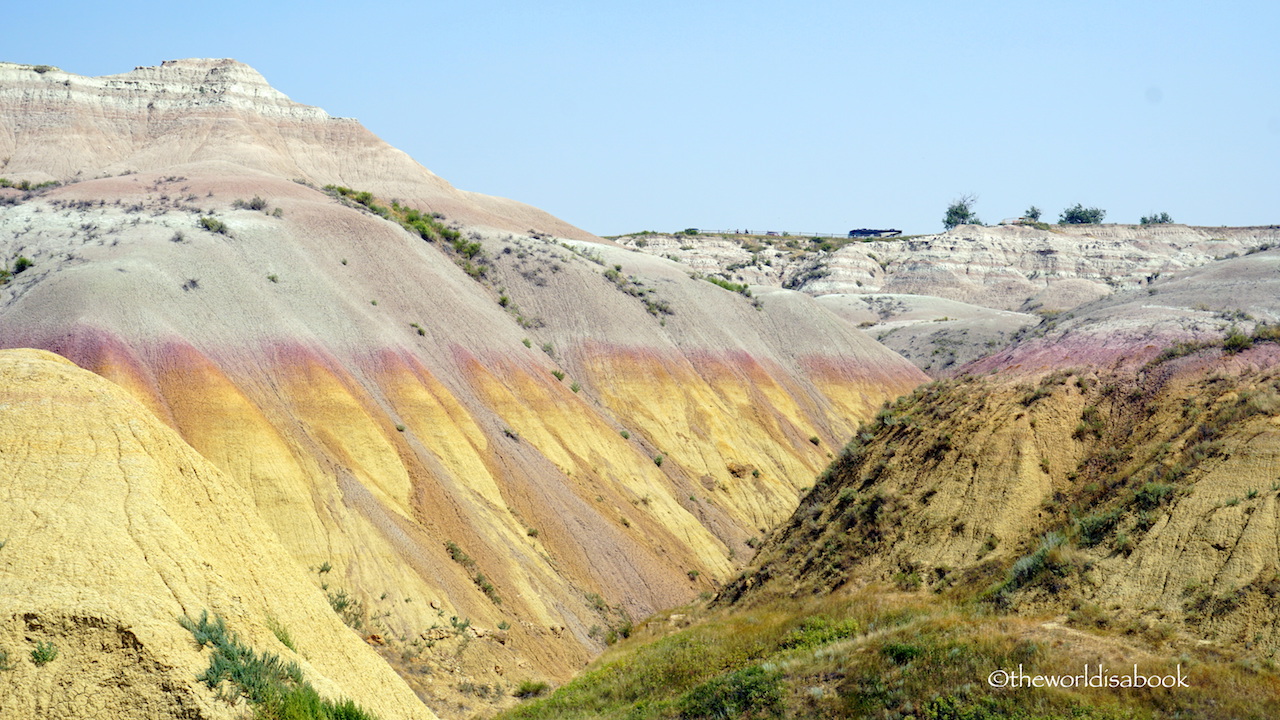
265 614 297 652
1076 508 1121 547
1059 203 1105 224
585 592 607 612
943 194 981 230
395 424 405 432
570 382 581 393
687 570 701 581
995 532 1070 597
326 588 365 629
809 435 821 445
1224 328 1254 354
542 342 554 356
514 680 550 698
894 571 923 590
620 430 630 440
979 535 999 556
13 256 33 274
197 216 227 234
1132 482 1175 510
678 665 783 720
522 338 532 348
551 370 565 381
267 274 279 283
882 642 922 664
30 641 58 666
0 648 11 671
474 573 501 604
780 616 858 650
654 454 664 467
704 275 752 296
179 610 229 649
233 196 269 211
445 541 474 568
1140 212 1174 225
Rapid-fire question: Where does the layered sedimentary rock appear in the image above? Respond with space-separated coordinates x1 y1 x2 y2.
619 226 1280 375
0 59 925 716
620 225 1280 312
0 349 437 720
0 59 591 240
724 248 1280 657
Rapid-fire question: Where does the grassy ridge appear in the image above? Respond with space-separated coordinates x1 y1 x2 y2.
496 592 1280 719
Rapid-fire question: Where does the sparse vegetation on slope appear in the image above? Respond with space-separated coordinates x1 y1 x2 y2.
602 264 674 316
180 610 378 720
502 353 1280 719
0 177 60 192
323 185 490 278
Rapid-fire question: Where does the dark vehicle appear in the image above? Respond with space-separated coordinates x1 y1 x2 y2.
848 228 902 238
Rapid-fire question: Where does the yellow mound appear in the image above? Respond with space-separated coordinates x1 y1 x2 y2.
0 349 435 720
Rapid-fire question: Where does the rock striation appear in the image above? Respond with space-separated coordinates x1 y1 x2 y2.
0 59 926 717
0 349 437 720
618 225 1280 374
0 58 590 240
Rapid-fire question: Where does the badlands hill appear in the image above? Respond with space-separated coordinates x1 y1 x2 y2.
0 59 924 717
0 349 434 720
0 59 589 240
619 225 1280 374
500 252 1280 720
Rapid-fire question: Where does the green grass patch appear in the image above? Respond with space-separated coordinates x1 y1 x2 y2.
265 614 297 653
30 641 57 666
180 611 377 719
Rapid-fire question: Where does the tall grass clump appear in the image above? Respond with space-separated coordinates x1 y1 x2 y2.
180 611 378 719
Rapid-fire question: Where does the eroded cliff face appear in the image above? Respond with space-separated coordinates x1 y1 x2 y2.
0 60 926 716
0 349 437 720
723 251 1280 656
0 59 591 240
620 225 1280 312
618 226 1280 375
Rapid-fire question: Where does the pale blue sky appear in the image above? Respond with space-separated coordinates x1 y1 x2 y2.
7 1 1278 235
